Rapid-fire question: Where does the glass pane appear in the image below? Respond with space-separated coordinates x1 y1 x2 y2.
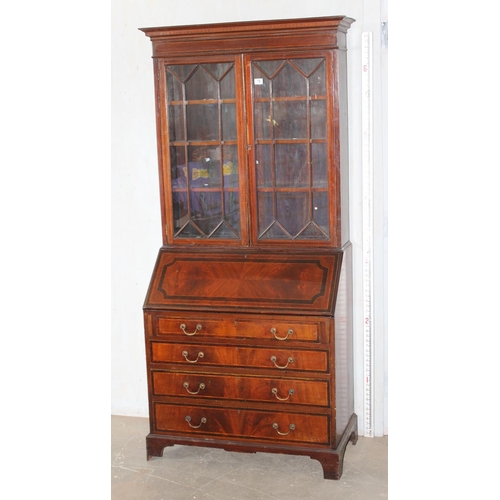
313 191 329 235
309 61 326 96
310 100 326 139
273 101 307 139
259 222 289 240
168 64 197 82
186 104 218 141
224 191 240 233
203 63 232 81
191 191 222 235
255 60 284 79
188 146 221 189
220 66 236 99
185 66 218 100
167 61 240 241
222 145 238 188
222 103 237 141
252 66 270 99
276 192 309 237
257 191 275 236
167 104 184 142
212 222 238 239
173 190 189 233
254 102 271 140
275 144 309 188
273 62 307 98
166 70 183 101
170 146 187 188
296 223 328 240
255 144 272 188
177 222 204 238
311 143 328 188
292 58 324 77
171 145 188 233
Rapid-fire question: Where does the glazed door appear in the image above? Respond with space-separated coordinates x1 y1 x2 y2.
160 57 248 244
245 53 338 247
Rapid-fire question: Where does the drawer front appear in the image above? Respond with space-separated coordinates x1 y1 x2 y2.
157 316 321 342
152 371 329 406
154 403 329 444
151 342 328 373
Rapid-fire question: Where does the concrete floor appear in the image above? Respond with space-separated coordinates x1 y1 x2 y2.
112 415 387 499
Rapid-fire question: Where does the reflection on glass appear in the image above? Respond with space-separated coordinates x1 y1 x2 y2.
186 104 218 141
273 101 307 139
275 144 308 188
222 145 239 188
255 145 272 188
254 102 271 140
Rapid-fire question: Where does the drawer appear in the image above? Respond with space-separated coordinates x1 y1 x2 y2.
152 371 329 406
156 316 323 342
154 403 329 444
150 342 328 373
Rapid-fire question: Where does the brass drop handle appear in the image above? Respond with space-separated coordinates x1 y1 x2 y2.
271 387 295 401
180 323 202 336
270 355 293 369
183 382 206 395
185 416 207 429
272 423 296 436
270 327 293 341
182 350 204 363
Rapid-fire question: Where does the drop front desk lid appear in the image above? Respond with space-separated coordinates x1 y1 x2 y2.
144 248 345 315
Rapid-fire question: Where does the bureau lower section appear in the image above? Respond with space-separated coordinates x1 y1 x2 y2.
143 309 356 479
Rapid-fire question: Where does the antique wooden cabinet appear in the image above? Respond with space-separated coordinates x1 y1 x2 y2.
140 16 356 480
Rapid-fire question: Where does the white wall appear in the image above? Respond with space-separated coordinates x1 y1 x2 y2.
111 0 388 436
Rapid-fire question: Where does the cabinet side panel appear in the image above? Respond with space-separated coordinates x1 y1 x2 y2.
334 244 354 442
143 311 156 433
334 49 350 246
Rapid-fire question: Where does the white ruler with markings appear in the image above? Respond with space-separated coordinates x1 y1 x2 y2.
361 31 374 438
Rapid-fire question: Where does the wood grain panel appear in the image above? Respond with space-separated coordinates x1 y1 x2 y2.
154 403 329 444
145 250 341 314
152 371 329 406
151 342 328 372
157 316 320 342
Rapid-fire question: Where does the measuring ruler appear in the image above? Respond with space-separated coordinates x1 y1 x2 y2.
361 31 374 438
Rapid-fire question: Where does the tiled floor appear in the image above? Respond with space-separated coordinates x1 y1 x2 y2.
112 415 387 499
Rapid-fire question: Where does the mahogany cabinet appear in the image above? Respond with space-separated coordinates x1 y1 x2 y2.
140 16 356 480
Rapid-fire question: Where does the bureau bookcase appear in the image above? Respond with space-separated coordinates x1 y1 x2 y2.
140 16 356 480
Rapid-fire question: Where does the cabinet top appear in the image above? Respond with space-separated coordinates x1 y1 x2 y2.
140 16 355 56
